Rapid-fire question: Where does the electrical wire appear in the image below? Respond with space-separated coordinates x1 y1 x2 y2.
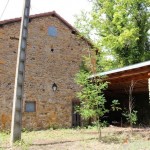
0 0 10 20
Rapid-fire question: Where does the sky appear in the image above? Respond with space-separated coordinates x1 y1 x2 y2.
0 0 92 25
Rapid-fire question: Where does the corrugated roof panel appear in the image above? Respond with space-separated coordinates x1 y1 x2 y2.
90 60 150 78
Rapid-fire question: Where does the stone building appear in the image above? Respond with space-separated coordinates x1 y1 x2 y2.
0 11 93 130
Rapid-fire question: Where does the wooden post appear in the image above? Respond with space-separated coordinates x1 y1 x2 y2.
148 78 150 104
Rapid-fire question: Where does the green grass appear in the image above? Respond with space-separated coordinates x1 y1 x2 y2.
0 131 10 150
0 127 150 149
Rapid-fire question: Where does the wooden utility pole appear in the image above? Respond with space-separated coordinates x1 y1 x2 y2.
10 0 30 144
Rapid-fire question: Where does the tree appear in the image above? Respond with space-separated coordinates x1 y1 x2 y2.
75 0 150 69
75 69 108 139
123 80 138 130
75 54 120 140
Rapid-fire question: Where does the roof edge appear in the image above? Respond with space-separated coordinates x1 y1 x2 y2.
0 11 55 25
0 11 95 48
90 60 150 78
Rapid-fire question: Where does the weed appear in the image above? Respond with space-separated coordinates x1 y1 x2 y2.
0 132 9 145
14 139 30 150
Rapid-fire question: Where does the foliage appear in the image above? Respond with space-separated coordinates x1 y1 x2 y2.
0 132 9 146
75 58 121 139
75 55 110 140
75 0 150 69
123 110 138 125
111 100 121 111
93 120 109 128
75 70 108 120
14 139 31 150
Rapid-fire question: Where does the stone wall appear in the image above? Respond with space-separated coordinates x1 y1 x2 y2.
0 14 91 130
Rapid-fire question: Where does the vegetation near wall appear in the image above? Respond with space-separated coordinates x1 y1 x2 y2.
75 46 121 139
75 0 150 70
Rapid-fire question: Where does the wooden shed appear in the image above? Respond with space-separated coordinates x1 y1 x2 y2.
92 61 150 125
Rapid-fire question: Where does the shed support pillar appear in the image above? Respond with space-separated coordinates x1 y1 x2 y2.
148 78 150 104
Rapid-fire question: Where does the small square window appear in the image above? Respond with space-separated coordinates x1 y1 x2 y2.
25 101 36 112
48 26 57 37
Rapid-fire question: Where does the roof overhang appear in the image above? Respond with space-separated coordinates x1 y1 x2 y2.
91 61 150 93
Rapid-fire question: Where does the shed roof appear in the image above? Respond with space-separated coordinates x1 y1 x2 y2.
91 61 150 93
91 60 150 78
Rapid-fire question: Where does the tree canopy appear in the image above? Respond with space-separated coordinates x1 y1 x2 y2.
75 0 150 69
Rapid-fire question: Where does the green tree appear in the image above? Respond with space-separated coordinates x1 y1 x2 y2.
75 57 121 139
75 68 107 139
75 0 150 68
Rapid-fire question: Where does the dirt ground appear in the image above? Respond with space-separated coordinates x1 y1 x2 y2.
1 126 150 150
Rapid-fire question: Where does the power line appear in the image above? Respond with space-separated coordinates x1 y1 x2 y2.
0 0 10 20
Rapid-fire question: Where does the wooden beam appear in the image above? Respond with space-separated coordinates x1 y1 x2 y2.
106 87 148 94
107 70 149 80
107 73 149 84
107 80 148 93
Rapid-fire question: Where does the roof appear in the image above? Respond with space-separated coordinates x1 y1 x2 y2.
0 11 94 48
91 61 150 93
91 60 150 78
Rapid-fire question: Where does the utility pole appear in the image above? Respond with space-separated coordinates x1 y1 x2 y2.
10 0 30 144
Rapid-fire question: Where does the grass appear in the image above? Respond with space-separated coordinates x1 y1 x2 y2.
0 127 150 150
0 131 10 150
127 141 150 150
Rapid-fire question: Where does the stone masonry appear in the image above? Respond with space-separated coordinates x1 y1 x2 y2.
0 11 92 130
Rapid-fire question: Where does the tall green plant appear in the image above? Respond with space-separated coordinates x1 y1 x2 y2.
75 61 121 140
75 70 108 139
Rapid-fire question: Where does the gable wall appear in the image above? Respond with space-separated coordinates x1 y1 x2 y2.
0 15 91 130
